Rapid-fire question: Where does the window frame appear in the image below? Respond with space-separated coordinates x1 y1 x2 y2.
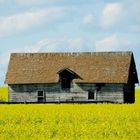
88 90 97 100
37 90 44 97
37 90 45 102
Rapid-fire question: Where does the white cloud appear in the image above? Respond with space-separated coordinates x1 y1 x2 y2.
101 3 123 28
95 35 131 52
125 0 140 32
15 0 64 5
16 0 43 5
100 1 140 32
27 37 87 52
83 14 94 26
0 8 64 37
1 37 87 54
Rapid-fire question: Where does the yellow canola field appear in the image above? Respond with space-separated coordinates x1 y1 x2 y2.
0 87 8 102
0 88 140 140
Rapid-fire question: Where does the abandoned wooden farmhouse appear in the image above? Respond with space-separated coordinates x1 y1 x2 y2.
5 52 138 103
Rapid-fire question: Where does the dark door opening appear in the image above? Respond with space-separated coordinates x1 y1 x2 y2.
38 97 44 102
37 91 45 102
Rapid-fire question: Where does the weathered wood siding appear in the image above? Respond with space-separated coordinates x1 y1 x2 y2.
8 83 124 103
96 84 124 103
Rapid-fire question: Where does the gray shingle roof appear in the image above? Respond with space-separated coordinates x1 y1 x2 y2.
5 52 138 84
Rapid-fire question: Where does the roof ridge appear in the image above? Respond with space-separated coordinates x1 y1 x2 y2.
11 51 133 56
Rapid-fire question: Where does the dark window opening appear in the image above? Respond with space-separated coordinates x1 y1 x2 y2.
38 91 44 96
61 78 71 89
88 91 95 99
37 91 45 102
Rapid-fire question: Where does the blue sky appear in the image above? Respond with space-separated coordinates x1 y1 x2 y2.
0 0 140 86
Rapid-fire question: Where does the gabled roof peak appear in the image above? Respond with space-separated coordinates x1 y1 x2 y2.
57 68 75 75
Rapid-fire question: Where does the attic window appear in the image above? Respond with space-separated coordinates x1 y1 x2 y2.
61 77 71 89
57 68 79 89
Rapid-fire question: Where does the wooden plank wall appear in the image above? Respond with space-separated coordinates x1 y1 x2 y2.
8 83 124 103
